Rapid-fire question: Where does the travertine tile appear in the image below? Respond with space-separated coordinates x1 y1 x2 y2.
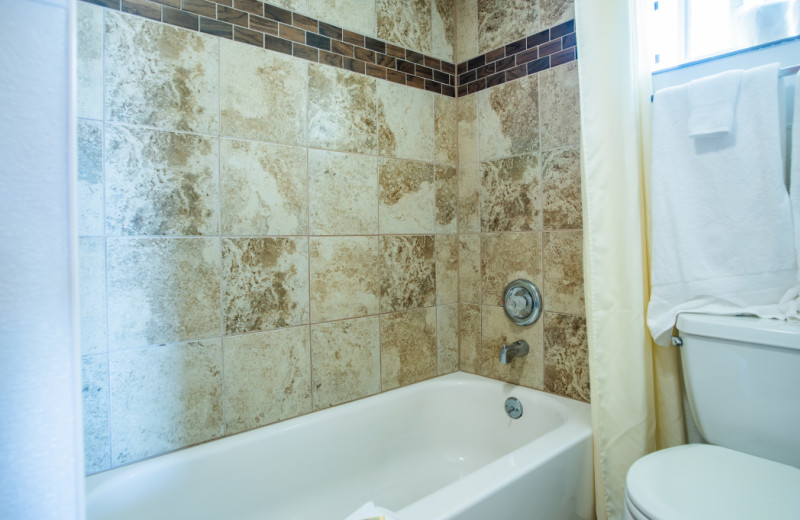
308 150 378 235
477 0 539 55
481 232 542 306
272 0 307 13
78 119 103 237
379 158 435 234
480 305 544 389
540 61 580 149
480 154 542 232
380 235 436 313
479 74 539 161
377 81 434 162
544 312 589 402
107 238 221 349
459 234 481 304
220 139 307 236
223 327 312 434
308 64 377 155
437 304 459 374
220 38 307 145
82 354 110 474
309 237 380 323
377 0 431 55
458 162 480 233
110 340 223 465
105 125 219 236
311 317 380 410
77 2 103 120
458 304 481 373
105 10 218 133
542 147 582 230
306 0 376 38
436 235 458 305
380 307 437 390
79 238 107 356
455 0 479 63
431 0 455 62
223 238 309 335
435 95 457 166
540 0 574 29
436 165 458 234
457 95 478 165
543 231 584 315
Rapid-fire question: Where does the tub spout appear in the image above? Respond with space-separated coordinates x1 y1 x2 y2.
499 340 529 364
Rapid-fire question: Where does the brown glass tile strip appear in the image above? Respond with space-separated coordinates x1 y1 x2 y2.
263 4 291 24
163 6 198 30
306 32 330 51
319 50 342 67
342 29 363 47
234 25 263 47
331 40 354 57
250 14 278 35
292 12 318 32
122 0 161 20
217 5 248 27
83 0 121 8
234 0 262 15
182 0 215 18
264 33 291 55
293 42 318 62
199 16 232 39
318 22 342 40
153 0 180 7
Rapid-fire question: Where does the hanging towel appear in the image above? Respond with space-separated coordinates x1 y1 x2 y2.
688 69 742 136
783 70 800 315
647 63 800 346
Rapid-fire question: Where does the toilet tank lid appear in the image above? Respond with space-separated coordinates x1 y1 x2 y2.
676 313 800 350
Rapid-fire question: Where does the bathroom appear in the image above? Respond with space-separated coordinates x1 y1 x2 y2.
1 0 798 519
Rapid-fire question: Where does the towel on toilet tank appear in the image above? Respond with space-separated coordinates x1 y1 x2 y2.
647 63 800 346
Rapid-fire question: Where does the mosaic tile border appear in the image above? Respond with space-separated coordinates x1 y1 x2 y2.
455 19 577 97
82 0 457 96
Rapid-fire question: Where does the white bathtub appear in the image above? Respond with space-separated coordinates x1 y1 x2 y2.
86 372 594 520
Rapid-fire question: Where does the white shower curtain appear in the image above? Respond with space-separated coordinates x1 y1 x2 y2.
574 2 687 519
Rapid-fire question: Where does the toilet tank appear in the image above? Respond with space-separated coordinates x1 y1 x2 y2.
676 313 800 468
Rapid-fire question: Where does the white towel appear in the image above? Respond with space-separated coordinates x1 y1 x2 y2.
343 501 404 520
648 63 800 346
784 71 800 315
688 69 742 136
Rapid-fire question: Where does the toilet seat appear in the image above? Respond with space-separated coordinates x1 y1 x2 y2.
624 444 800 519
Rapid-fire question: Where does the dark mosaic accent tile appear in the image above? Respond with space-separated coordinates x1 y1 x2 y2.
354 46 376 63
319 49 343 67
234 25 263 47
517 47 538 64
459 69 476 84
527 56 550 74
364 36 385 54
293 12 318 32
506 63 527 80
366 63 386 79
199 16 232 38
122 0 161 20
457 83 468 97
467 55 485 71
264 4 291 24
457 62 467 75
562 32 577 49
233 0 262 16
343 29 364 47
215 0 233 7
342 57 366 74
442 84 455 97
397 60 415 74
264 33 292 54
387 69 406 85
319 22 342 40
250 14 278 35
416 65 433 80
331 39 354 57
217 5 248 27
407 75 425 89
424 56 441 69
424 80 441 94
306 31 330 51
486 71 505 88
163 6 198 30
476 63 494 79
496 55 515 72
505 38 526 56
468 79 484 93
486 47 505 63
152 0 179 7
376 53 395 68
551 19 575 39
181 0 215 17
279 23 305 44
293 42 318 62
405 50 424 64
539 39 562 57
83 0 121 8
386 44 405 59
550 47 576 66
433 70 449 84
441 62 455 75
527 29 550 48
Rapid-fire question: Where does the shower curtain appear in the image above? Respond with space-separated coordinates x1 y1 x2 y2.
574 2 687 519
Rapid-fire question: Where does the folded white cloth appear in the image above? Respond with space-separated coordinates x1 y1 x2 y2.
784 70 800 315
688 68 742 136
648 63 800 346
343 501 403 520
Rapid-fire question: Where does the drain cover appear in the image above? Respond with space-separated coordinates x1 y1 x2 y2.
505 397 523 419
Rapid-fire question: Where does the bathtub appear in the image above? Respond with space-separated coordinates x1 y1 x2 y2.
86 372 594 520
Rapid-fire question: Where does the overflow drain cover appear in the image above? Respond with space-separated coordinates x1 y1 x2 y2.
505 397 523 419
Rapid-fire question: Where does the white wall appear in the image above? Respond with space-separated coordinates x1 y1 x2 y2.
0 0 84 518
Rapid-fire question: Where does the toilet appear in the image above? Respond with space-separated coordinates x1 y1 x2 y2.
623 313 800 519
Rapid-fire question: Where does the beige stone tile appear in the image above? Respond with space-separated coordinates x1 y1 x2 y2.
309 237 380 323
377 81 434 162
540 61 581 149
481 232 542 306
458 162 480 233
540 0 574 28
107 238 221 349
377 0 431 55
543 147 582 230
479 74 539 161
105 10 218 134
480 154 542 232
437 304 459 374
308 150 378 235
478 0 539 55
459 234 481 304
105 125 219 236
380 235 436 313
436 165 458 234
380 307 437 390
544 312 589 402
379 158 435 234
455 0 479 63
77 2 103 120
82 354 110 474
480 305 544 389
431 0 455 62
273 0 307 12
457 95 478 165
308 64 377 155
220 38 306 145
436 235 458 305
458 304 481 373
435 95 457 166
79 238 107 356
223 238 309 335
311 317 380 410
220 139 307 236
78 119 103 237
306 0 376 37
110 340 223 465
543 231 584 315
223 327 312 434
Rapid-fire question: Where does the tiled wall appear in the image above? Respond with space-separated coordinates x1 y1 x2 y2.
454 0 589 401
77 1 458 474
